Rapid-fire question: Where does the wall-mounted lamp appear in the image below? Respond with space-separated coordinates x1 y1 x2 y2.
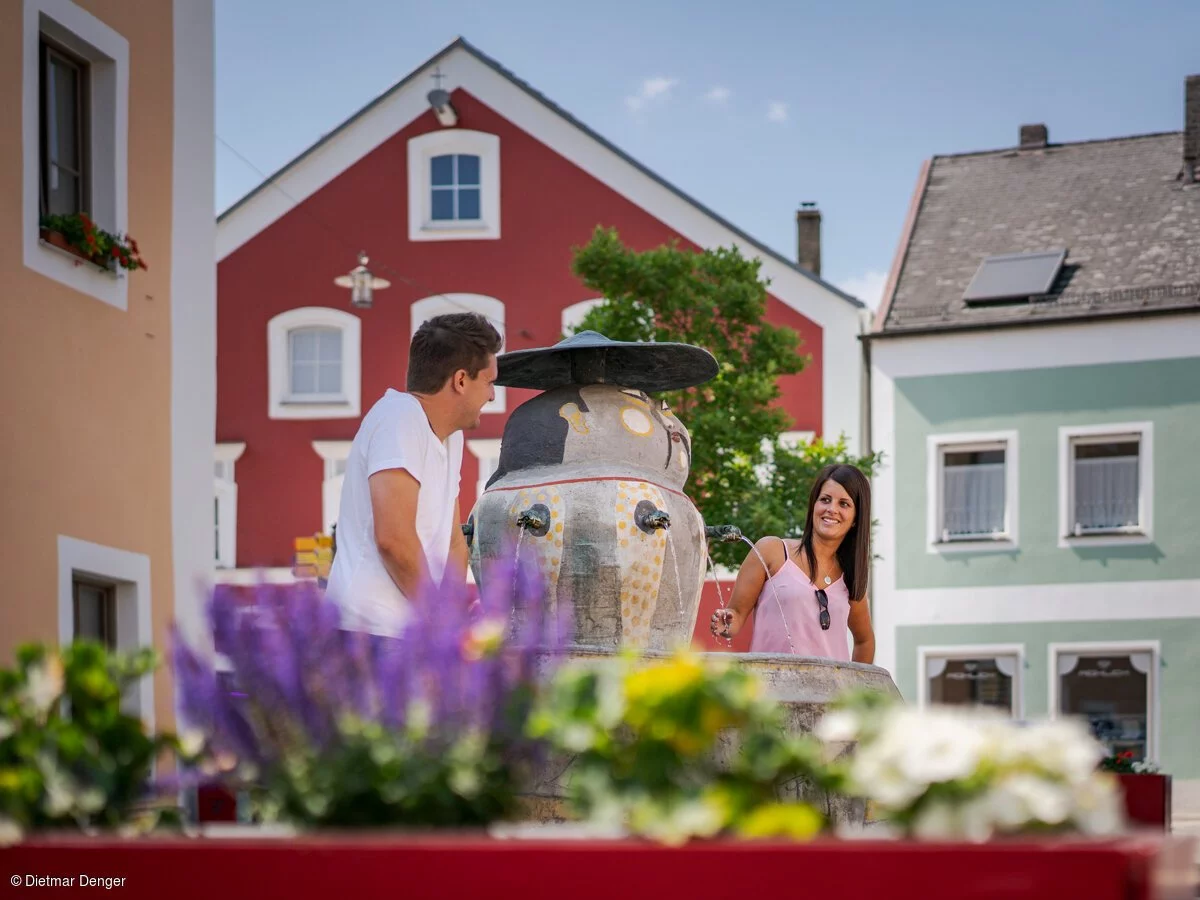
334 252 390 309
427 88 458 127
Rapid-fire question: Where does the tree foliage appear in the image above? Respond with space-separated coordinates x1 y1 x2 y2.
570 227 881 566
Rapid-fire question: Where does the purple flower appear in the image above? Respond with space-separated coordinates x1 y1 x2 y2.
170 550 572 826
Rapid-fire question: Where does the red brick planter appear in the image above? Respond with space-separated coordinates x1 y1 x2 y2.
1119 773 1173 830
2 833 1196 900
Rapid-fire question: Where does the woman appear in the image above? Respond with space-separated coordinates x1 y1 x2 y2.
710 464 875 663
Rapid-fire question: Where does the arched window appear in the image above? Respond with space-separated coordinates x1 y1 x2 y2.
561 298 606 336
267 307 361 420
214 442 245 569
561 298 655 338
410 294 506 413
312 441 352 536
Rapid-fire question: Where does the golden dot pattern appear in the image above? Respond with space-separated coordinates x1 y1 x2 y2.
615 480 667 649
507 486 565 612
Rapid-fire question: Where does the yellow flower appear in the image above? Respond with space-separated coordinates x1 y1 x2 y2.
736 802 823 841
623 652 705 707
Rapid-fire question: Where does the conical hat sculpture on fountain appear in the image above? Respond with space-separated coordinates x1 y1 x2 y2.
467 330 728 650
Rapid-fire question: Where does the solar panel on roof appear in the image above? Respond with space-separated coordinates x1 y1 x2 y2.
962 249 1067 303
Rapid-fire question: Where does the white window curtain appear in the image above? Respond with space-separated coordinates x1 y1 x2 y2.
1074 455 1138 531
994 656 1017 677
289 327 343 396
943 461 1005 537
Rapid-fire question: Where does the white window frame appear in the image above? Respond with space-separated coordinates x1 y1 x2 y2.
561 297 658 337
561 298 606 335
1057 422 1153 548
214 442 245 570
22 0 129 310
312 440 352 536
267 307 361 420
466 438 503 509
917 643 1025 718
926 430 1019 554
1048 640 1160 764
407 130 500 241
57 536 153 728
410 294 506 413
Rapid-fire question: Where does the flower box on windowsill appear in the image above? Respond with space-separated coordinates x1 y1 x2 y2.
1118 773 1173 830
38 228 118 276
1 833 1196 899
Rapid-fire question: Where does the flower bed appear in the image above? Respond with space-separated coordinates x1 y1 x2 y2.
1 833 1196 900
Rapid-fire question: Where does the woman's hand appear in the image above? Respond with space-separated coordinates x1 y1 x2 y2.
710 607 743 640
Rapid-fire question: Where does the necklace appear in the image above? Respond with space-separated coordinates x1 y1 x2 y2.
823 575 832 586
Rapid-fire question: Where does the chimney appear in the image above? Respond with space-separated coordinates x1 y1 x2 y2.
796 202 821 276
1019 123 1048 150
1185 74 1199 184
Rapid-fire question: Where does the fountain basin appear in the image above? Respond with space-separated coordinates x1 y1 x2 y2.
521 646 901 826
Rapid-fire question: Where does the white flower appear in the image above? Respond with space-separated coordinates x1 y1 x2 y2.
814 710 861 744
1001 719 1103 783
0 719 13 741
989 774 1071 829
0 816 22 847
912 800 962 841
863 708 988 787
1070 775 1124 835
897 714 988 785
42 770 78 818
23 655 64 716
849 747 925 808
76 788 106 815
178 728 206 757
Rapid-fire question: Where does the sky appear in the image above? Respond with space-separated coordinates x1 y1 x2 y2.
215 0 1199 310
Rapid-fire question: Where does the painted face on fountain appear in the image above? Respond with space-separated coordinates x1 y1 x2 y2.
811 478 857 544
487 384 694 491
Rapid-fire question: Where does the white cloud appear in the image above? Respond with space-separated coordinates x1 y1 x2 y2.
705 86 732 104
767 101 788 123
836 270 889 310
626 76 680 112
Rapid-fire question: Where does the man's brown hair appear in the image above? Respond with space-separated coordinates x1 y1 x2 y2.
406 312 503 394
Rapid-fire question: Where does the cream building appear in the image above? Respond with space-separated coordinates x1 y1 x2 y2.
0 0 216 732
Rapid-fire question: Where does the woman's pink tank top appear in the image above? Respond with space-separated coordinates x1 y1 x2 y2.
748 539 851 660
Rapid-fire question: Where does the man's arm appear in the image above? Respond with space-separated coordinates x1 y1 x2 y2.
369 468 429 599
447 496 469 586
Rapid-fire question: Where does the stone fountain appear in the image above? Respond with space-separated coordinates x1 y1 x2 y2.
467 330 899 823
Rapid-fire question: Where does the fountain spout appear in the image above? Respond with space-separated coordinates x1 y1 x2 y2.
704 524 744 543
634 501 671 532
516 504 551 537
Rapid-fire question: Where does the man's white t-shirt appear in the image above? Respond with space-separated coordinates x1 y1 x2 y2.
325 389 463 635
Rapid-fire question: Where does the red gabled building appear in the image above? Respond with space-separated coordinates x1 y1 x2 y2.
214 38 868 649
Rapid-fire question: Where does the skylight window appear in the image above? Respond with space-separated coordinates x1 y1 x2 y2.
963 249 1067 303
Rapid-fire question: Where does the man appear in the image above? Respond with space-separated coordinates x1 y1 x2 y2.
325 312 502 635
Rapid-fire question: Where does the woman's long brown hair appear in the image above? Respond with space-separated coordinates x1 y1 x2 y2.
799 464 872 602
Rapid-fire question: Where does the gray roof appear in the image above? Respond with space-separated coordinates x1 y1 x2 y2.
879 132 1200 335
219 37 862 309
